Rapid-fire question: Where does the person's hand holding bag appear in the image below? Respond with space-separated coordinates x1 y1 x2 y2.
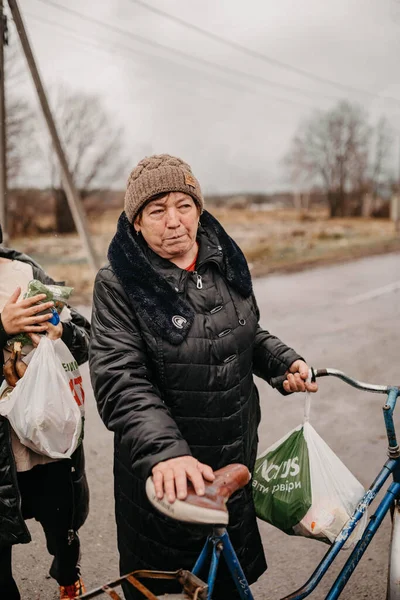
28 321 63 347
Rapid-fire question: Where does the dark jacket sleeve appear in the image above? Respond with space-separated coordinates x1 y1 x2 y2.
32 265 90 365
253 325 303 381
251 296 303 394
0 314 9 349
89 266 191 479
0 314 9 383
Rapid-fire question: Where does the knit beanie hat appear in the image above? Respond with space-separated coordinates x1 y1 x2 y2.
124 154 204 223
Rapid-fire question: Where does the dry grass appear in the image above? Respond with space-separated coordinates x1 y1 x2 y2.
211 207 400 276
10 206 400 305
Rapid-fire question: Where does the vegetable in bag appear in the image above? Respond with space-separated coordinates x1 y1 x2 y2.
7 280 74 348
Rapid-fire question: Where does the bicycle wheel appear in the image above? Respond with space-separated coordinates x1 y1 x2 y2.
387 499 400 600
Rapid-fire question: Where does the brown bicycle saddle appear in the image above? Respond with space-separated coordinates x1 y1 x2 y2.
145 463 251 525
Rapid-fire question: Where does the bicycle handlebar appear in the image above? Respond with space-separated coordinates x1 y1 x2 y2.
270 367 391 394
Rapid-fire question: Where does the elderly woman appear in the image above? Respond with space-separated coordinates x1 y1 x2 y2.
89 154 317 599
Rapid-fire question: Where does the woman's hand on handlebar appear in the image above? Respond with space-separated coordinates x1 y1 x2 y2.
152 456 215 504
283 360 319 394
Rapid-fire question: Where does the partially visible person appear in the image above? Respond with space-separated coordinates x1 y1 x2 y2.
0 222 90 600
89 154 318 599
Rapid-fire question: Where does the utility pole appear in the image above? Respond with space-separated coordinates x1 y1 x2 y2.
7 0 100 271
0 1 8 245
398 132 400 194
392 134 400 235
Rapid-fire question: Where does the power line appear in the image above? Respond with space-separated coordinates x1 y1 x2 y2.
14 12 119 59
21 10 317 110
32 0 341 105
129 0 400 107
20 13 261 101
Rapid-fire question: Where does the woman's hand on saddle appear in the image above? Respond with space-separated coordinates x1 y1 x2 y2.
152 455 215 504
283 359 319 394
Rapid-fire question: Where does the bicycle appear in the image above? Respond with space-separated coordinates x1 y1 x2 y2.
80 368 400 599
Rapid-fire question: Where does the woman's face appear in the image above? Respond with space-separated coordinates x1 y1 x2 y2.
134 192 200 261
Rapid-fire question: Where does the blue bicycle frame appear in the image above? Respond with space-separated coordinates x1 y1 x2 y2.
192 371 400 600
192 526 255 600
279 376 400 600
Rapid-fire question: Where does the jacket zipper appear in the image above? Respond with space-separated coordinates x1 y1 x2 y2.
192 249 222 290
193 272 203 289
178 250 221 294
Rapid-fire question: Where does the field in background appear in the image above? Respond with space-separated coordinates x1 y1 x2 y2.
11 206 400 305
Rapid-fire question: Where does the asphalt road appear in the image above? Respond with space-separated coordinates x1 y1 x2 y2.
13 251 400 599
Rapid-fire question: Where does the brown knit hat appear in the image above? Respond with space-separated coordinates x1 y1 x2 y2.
124 154 204 223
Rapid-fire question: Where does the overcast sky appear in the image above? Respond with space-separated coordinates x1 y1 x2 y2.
9 0 400 194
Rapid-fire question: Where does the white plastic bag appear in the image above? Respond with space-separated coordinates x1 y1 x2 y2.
53 338 85 417
253 391 367 548
0 337 83 458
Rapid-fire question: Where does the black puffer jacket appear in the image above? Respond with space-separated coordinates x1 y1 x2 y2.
89 211 302 596
0 247 90 548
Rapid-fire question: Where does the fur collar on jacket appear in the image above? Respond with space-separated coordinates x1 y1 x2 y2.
108 210 252 344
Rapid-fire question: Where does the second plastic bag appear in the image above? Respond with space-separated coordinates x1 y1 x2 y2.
253 392 367 548
0 336 82 459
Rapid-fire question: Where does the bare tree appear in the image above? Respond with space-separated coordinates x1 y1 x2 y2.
38 85 127 232
285 101 371 217
5 43 36 185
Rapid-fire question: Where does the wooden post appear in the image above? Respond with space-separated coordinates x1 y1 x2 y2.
303 191 310 211
362 193 372 218
293 191 302 211
0 1 7 244
7 0 100 270
390 195 400 233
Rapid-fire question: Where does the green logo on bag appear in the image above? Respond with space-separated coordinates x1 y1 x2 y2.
252 427 312 533
62 360 79 372
256 456 300 482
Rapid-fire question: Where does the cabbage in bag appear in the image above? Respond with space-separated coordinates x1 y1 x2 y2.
8 280 73 348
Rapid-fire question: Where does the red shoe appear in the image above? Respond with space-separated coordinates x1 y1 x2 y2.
60 578 86 599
